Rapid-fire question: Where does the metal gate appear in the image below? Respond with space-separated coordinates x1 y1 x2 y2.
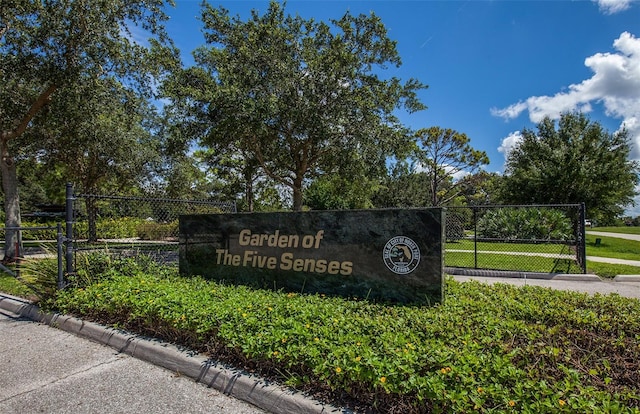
445 204 587 275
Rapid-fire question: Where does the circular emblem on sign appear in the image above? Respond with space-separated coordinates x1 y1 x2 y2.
383 236 421 275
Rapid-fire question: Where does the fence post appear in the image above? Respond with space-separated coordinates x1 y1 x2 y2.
65 183 75 276
56 222 64 289
473 207 478 269
579 203 587 274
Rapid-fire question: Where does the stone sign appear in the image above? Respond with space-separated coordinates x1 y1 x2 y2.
179 209 444 305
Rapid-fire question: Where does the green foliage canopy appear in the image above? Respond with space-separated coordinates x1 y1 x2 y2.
477 208 574 241
371 160 432 208
304 173 380 210
500 112 639 224
1 0 177 258
414 127 489 206
163 1 426 211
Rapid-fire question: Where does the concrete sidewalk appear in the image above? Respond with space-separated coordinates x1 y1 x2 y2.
586 230 640 242
587 255 640 267
0 294 341 414
0 309 266 413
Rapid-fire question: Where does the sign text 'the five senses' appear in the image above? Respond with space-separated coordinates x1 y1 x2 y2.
215 229 353 275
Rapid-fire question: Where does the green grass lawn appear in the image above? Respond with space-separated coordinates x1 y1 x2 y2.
447 239 569 254
448 236 639 260
591 226 640 235
586 235 640 260
584 261 640 278
444 250 580 273
445 234 640 276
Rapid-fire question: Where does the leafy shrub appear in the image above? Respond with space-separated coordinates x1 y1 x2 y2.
52 270 640 413
6 220 62 240
72 217 146 239
2 254 58 299
0 217 148 242
477 208 573 241
66 252 174 290
136 220 178 240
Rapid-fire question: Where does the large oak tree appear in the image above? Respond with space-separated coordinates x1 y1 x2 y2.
0 0 176 259
164 1 426 211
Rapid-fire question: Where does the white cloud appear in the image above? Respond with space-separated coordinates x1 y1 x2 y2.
450 168 470 182
497 131 523 161
594 0 634 15
492 31 640 160
490 101 527 120
413 162 471 182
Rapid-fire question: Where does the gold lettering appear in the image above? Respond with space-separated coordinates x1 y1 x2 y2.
243 250 255 267
303 258 316 272
293 258 305 271
314 259 327 273
215 249 225 264
267 231 279 246
302 235 314 248
327 261 340 275
280 252 293 270
237 229 303 248
216 249 241 266
340 261 353 276
238 229 251 246
288 235 299 248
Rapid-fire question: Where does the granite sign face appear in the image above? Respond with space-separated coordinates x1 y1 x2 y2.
179 209 444 305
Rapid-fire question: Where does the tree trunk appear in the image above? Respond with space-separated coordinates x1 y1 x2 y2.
292 175 304 211
1 140 22 262
0 85 57 261
430 168 438 207
244 169 254 212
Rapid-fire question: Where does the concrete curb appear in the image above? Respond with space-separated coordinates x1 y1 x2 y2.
445 267 602 281
613 275 640 282
0 293 348 414
550 274 603 282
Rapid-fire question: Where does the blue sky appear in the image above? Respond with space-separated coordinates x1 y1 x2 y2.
163 0 640 214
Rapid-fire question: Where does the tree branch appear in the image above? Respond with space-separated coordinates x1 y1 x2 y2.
248 134 294 190
4 84 58 142
0 23 9 40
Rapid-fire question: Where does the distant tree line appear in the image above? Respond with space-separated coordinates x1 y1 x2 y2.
1 1 638 260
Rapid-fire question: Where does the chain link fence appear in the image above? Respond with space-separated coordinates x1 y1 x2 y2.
4 185 586 289
71 191 236 266
445 204 587 275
